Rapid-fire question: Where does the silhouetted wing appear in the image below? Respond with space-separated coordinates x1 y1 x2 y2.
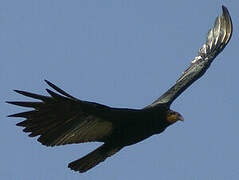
149 6 232 107
7 80 140 147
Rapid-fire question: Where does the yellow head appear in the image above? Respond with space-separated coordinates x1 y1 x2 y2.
166 110 184 124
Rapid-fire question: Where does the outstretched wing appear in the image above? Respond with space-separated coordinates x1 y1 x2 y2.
7 80 137 147
149 6 232 107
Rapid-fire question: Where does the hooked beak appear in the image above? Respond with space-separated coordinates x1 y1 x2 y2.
178 115 184 122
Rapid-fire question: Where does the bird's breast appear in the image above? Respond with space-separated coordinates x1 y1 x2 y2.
109 111 169 147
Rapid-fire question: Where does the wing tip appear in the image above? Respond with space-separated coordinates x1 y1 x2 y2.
7 114 15 118
44 80 77 100
7 113 23 118
222 5 229 15
13 89 25 95
6 101 13 105
44 79 53 87
222 5 233 42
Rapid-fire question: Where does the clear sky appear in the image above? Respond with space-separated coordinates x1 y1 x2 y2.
1 0 238 179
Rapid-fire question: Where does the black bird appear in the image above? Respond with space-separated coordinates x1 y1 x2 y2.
7 6 232 173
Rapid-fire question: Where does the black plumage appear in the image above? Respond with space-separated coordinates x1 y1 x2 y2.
7 6 232 173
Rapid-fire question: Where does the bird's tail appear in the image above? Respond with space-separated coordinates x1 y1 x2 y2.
68 143 122 173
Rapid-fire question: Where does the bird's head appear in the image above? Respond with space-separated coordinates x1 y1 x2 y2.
166 110 184 124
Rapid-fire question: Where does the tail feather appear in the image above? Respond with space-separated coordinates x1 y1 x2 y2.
68 144 122 173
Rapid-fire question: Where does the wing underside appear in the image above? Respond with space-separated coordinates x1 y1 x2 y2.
149 6 232 107
7 80 114 146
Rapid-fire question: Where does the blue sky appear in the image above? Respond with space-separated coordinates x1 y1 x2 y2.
1 0 238 179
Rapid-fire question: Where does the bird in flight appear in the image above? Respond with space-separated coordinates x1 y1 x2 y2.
7 6 232 173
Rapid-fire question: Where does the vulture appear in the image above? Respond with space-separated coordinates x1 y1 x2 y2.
7 6 232 173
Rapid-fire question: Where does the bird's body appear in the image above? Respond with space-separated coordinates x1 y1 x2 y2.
95 106 176 147
7 6 232 173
